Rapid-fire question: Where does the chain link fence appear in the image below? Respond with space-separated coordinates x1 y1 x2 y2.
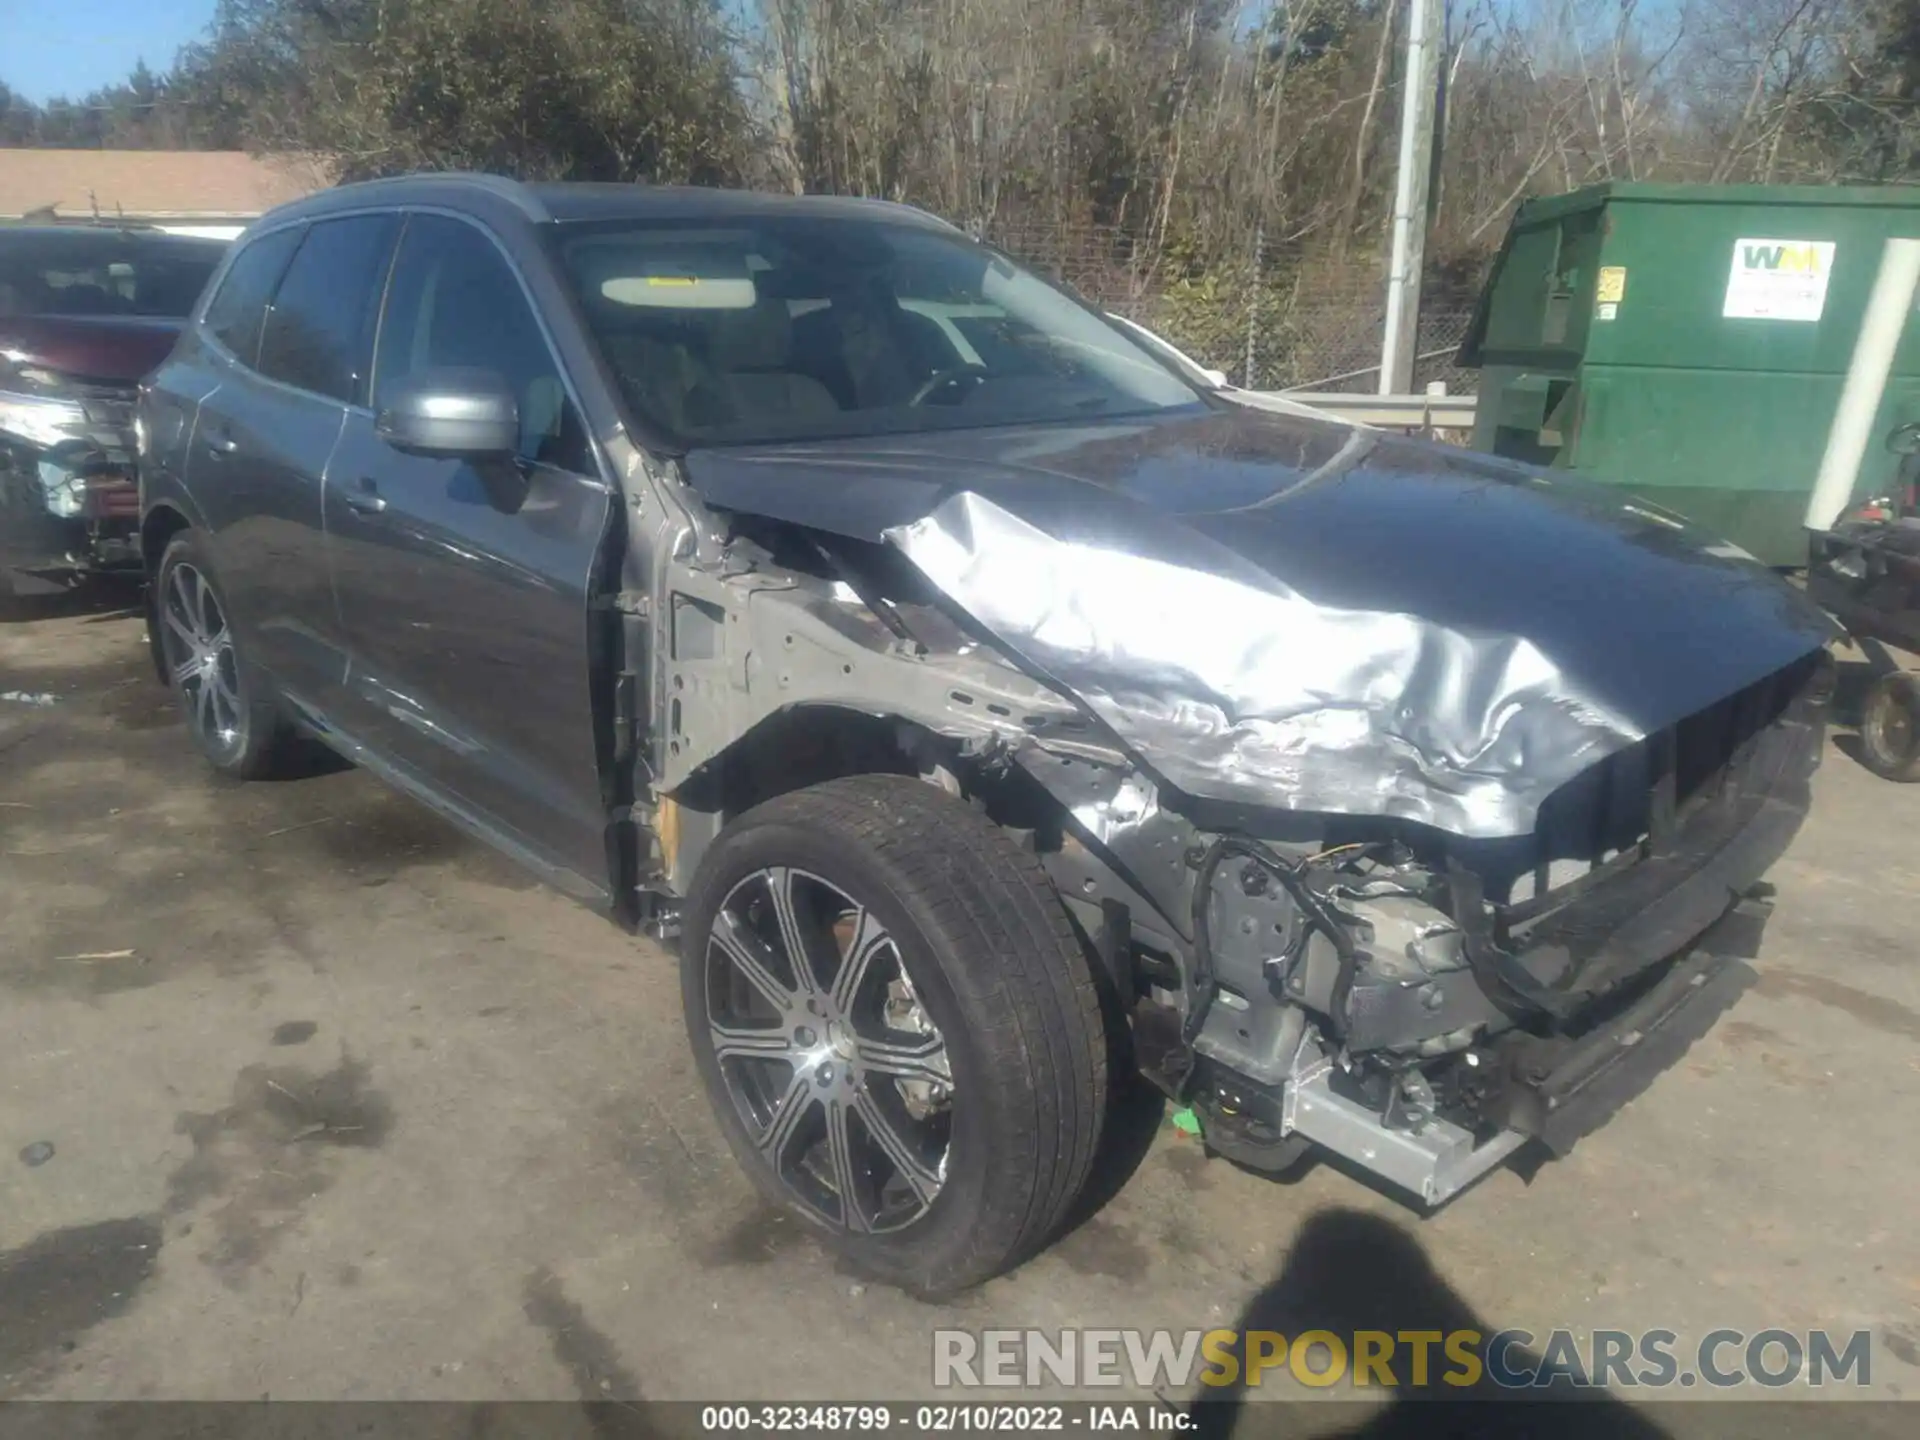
979 219 1479 395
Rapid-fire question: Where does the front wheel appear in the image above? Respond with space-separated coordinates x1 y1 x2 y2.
680 775 1108 1295
1860 670 1920 782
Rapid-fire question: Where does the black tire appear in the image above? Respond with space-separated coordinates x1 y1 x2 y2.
1860 670 1920 782
154 531 298 780
680 774 1108 1295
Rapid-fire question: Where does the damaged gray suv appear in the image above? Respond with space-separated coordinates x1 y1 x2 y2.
140 176 1834 1294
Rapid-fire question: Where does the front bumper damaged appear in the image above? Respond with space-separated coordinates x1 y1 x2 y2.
1284 939 1758 1205
1499 935 1757 1158
1165 665 1822 1207
682 407 1834 1207
1168 891 1779 1209
1 432 142 586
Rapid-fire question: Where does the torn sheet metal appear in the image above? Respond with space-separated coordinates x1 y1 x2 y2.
687 406 1834 838
889 491 1648 836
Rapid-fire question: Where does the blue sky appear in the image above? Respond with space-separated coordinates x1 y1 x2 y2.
1 0 219 103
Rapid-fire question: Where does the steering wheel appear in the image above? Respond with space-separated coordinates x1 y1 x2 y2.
908 363 989 407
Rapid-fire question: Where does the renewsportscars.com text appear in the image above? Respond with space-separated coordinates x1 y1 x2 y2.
932 1328 1875 1391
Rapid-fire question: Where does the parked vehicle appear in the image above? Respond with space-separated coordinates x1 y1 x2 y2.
140 176 1833 1294
1 226 228 595
1807 428 1920 780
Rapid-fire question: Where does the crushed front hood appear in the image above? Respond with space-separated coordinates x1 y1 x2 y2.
684 406 1834 837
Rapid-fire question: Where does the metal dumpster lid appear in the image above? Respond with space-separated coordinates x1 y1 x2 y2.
1516 181 1920 228
1458 182 1920 366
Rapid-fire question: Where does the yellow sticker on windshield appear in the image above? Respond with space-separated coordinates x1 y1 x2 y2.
647 275 699 286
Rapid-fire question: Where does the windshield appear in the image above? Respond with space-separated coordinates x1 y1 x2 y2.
554 215 1201 446
0 231 227 320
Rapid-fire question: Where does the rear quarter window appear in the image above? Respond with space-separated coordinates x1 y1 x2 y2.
202 226 305 367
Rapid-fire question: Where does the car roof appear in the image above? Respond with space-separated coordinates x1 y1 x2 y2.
526 183 957 229
254 173 962 234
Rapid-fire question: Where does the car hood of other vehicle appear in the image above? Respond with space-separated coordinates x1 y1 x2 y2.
683 404 1835 838
0 314 183 385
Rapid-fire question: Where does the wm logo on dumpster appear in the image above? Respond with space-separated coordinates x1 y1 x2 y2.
1741 243 1826 274
1725 236 1836 322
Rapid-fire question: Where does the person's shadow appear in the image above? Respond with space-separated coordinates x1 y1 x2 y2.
1187 1208 1669 1439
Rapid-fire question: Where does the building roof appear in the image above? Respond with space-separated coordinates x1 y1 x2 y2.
0 149 325 222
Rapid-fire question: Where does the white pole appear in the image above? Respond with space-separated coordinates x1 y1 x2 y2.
1807 237 1920 532
1379 0 1441 397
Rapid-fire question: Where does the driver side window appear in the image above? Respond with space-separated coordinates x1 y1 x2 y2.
375 214 590 474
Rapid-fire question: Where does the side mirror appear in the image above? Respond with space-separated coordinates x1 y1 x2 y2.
376 368 519 460
1887 421 1920 456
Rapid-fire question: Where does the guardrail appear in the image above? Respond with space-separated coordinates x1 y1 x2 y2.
1238 390 1479 431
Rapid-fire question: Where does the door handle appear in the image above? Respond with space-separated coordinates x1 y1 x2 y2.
204 427 239 456
343 478 388 515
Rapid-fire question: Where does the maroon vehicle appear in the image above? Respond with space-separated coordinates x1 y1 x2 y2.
1 225 227 595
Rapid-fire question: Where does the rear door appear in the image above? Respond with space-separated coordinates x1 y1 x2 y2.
192 215 398 707
159 222 304 573
324 212 615 896
145 233 304 555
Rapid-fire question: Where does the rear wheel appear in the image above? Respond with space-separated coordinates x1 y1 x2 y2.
1860 670 1920 782
680 775 1107 1295
155 532 298 780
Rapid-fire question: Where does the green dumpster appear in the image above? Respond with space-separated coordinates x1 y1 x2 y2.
1459 182 1920 566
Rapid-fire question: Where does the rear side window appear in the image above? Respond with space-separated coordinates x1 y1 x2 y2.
202 226 303 365
374 214 589 472
258 214 400 404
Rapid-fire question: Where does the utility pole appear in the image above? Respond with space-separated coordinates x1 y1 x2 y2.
1808 238 1920 533
1379 0 1442 396
1245 223 1263 389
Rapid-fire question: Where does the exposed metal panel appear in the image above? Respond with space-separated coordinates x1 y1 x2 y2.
1282 1044 1529 1207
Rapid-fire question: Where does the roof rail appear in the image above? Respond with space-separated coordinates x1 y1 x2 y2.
0 216 164 233
323 171 552 222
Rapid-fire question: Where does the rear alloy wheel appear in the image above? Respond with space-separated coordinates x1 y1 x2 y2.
160 560 244 758
681 775 1107 1295
155 532 296 779
1860 670 1920 782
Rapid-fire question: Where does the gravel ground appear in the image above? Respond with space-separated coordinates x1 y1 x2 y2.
2 590 1917 1435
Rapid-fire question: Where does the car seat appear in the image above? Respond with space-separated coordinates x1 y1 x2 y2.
686 301 841 431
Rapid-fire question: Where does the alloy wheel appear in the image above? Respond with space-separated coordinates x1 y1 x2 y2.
704 866 954 1234
159 562 245 758
1874 686 1915 758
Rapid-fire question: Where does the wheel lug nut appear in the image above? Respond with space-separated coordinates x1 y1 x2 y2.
817 1065 834 1086
794 1025 816 1047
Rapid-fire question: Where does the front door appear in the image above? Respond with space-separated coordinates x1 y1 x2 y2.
324 213 615 895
